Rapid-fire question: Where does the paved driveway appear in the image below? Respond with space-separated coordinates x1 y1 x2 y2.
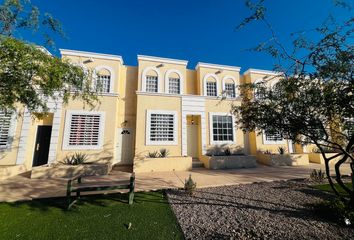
0 163 351 202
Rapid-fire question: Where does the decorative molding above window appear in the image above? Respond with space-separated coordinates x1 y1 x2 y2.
209 112 236 145
0 111 16 150
222 75 237 98
93 66 115 93
146 110 178 145
203 73 219 97
63 110 105 150
164 69 184 94
141 66 161 92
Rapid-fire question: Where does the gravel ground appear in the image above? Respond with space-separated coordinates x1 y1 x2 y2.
167 180 354 240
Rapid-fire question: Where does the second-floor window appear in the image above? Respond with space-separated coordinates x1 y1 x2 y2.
169 77 180 94
96 74 111 93
206 81 217 96
225 83 236 98
146 75 158 92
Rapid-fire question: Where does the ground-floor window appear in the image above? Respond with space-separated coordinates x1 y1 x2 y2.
263 130 284 144
209 113 235 144
63 111 105 150
0 111 15 149
146 110 177 145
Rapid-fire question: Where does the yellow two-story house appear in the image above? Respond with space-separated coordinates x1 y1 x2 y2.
0 49 310 177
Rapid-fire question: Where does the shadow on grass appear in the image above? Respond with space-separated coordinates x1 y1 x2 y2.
0 191 169 212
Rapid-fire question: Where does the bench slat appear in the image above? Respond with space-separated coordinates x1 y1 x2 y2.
71 185 130 192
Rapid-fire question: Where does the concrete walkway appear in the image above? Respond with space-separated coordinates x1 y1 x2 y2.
0 163 351 202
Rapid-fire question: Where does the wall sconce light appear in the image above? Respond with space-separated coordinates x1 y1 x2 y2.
191 116 194 125
156 63 164 68
122 120 128 127
215 69 223 75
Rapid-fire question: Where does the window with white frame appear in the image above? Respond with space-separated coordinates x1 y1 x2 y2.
344 119 354 139
263 131 283 144
169 77 180 94
211 115 234 142
146 111 177 145
206 81 217 96
64 112 104 149
95 74 111 93
0 111 13 149
225 83 236 98
146 75 158 92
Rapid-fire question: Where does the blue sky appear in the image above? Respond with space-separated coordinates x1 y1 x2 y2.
22 0 352 72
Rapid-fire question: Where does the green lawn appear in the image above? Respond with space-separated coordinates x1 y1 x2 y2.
312 182 353 195
0 191 183 240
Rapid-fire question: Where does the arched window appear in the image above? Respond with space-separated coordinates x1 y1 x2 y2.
146 74 158 92
254 79 266 100
142 67 161 93
94 66 114 93
203 73 219 97
206 77 217 96
165 69 183 94
222 76 236 98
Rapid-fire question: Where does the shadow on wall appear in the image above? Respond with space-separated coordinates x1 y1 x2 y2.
205 145 245 156
56 142 114 164
0 135 21 161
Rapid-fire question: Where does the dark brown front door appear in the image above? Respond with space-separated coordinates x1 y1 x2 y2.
32 126 52 167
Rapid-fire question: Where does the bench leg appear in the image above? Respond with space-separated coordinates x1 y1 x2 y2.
129 174 135 205
67 192 71 210
129 190 134 205
77 190 81 199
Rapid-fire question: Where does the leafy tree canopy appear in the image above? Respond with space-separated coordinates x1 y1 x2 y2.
233 0 354 207
0 0 96 114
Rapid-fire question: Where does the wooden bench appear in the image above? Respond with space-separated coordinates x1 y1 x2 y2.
66 173 135 210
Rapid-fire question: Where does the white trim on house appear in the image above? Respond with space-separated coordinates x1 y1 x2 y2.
244 68 282 76
208 112 237 145
16 96 63 165
93 65 116 93
164 69 184 94
138 55 188 66
203 73 219 96
60 49 124 63
62 110 105 150
141 66 162 92
145 110 178 146
196 62 241 72
222 75 237 98
262 130 285 145
135 91 242 101
181 97 206 155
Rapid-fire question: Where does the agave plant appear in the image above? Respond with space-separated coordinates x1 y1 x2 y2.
147 151 160 158
63 153 88 165
159 148 169 158
278 146 286 155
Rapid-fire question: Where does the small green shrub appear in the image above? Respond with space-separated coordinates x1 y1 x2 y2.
224 148 231 156
310 169 325 183
63 153 88 165
184 174 197 196
313 147 337 153
147 149 170 158
147 151 160 158
278 146 286 155
159 148 169 158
